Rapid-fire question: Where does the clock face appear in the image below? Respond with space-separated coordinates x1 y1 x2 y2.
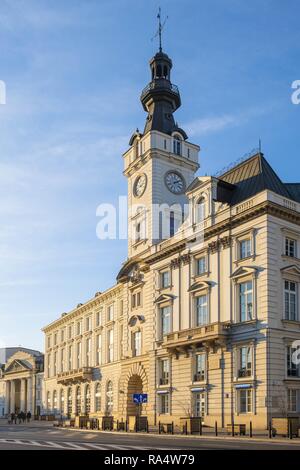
134 174 147 198
165 171 185 194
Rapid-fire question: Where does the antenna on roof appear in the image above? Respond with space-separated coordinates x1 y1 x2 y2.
259 138 262 153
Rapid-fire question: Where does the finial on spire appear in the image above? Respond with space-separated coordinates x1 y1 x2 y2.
151 7 168 52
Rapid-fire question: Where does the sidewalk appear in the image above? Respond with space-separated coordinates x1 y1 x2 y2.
0 418 53 428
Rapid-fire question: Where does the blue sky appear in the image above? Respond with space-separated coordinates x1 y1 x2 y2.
0 0 299 351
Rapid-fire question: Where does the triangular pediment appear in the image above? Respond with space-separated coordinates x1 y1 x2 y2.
231 266 258 279
281 265 300 276
154 294 175 304
5 359 32 374
188 281 212 293
128 314 145 327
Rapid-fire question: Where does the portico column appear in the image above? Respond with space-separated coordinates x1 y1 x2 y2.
10 380 15 413
27 377 33 414
20 378 26 412
4 381 10 416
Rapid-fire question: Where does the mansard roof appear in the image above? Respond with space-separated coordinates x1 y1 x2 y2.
211 152 300 206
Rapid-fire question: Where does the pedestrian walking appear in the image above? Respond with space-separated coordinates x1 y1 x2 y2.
26 411 31 423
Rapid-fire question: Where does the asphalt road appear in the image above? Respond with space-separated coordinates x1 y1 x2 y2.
0 422 299 450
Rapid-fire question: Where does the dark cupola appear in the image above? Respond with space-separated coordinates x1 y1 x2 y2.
140 49 183 136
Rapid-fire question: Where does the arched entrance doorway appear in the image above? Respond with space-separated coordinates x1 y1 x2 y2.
127 375 143 417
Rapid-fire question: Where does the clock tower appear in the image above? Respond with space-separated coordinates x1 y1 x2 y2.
123 48 200 259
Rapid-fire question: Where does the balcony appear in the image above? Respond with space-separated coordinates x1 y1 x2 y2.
57 367 93 384
162 322 230 351
193 373 205 383
141 81 180 101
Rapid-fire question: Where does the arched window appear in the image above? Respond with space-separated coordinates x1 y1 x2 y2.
53 390 57 412
67 387 72 418
60 389 65 413
47 391 51 412
196 197 206 223
85 385 91 415
163 65 168 79
156 64 162 78
106 381 113 415
173 135 182 156
95 383 101 412
76 386 81 416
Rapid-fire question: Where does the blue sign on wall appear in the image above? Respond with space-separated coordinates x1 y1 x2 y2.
133 393 148 404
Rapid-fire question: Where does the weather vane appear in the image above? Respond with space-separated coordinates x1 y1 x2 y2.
151 7 168 52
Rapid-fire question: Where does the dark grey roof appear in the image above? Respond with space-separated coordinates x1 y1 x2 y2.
284 184 300 203
216 153 296 205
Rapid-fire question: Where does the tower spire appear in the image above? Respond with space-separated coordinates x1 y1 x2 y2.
152 7 168 53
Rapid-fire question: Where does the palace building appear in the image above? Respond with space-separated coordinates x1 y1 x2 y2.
42 46 300 430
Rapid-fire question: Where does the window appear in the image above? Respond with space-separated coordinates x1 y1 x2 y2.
173 135 181 155
106 381 113 415
47 336 51 348
164 139 167 150
159 394 169 414
47 353 51 377
160 306 171 336
86 316 92 332
54 333 57 345
196 198 205 223
160 271 170 289
238 389 252 414
240 239 252 260
95 383 101 412
288 389 300 412
53 390 57 411
193 392 205 418
195 353 206 382
170 211 175 237
108 305 114 322
96 310 102 327
76 386 81 416
61 329 65 342
68 324 73 339
54 352 57 376
285 281 297 321
68 345 73 371
47 392 51 411
132 292 142 309
96 334 102 365
237 346 252 378
61 348 65 373
67 388 72 418
187 148 190 159
196 257 206 276
160 359 169 385
133 331 142 357
239 281 253 322
60 390 65 413
287 346 300 377
86 338 91 367
76 342 82 369
85 385 91 415
195 295 209 326
77 321 82 336
286 238 297 258
108 329 114 363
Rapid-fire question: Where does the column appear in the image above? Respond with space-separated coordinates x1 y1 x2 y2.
10 380 15 413
4 381 10 416
27 377 33 414
20 378 26 412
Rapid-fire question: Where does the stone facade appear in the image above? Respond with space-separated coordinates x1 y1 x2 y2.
42 49 300 430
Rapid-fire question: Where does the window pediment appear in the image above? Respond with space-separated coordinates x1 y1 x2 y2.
188 280 212 293
281 265 300 276
128 314 145 327
231 266 258 280
154 294 175 304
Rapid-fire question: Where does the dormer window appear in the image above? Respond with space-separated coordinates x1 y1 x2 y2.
173 135 182 155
